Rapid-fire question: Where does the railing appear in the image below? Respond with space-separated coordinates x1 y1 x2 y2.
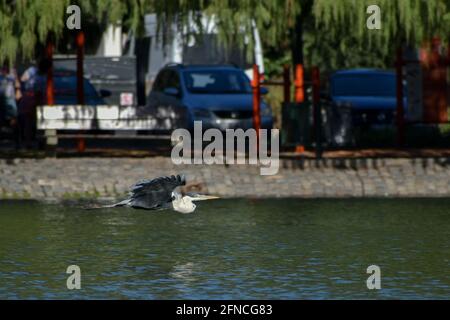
36 104 182 153
251 63 322 158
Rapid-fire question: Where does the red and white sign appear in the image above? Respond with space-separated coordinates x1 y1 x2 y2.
120 92 134 106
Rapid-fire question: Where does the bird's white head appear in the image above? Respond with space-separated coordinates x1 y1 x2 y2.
172 195 196 214
171 192 219 214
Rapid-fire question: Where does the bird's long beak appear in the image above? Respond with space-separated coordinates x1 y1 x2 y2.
191 194 220 201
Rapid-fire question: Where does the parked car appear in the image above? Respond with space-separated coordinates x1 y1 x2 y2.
23 69 111 106
329 69 407 127
147 64 273 131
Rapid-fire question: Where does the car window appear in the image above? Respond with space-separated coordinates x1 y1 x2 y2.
332 74 396 97
165 70 181 91
153 70 168 92
183 70 251 94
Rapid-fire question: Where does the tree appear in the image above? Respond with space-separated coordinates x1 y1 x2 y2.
0 0 140 65
0 0 448 71
312 0 450 55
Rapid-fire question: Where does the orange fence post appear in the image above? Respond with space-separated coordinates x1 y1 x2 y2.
422 38 448 123
76 31 85 105
294 64 304 103
45 39 54 105
76 31 86 153
77 138 86 152
252 64 261 149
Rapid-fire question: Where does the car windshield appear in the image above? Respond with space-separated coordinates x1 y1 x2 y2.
332 74 396 97
183 70 252 94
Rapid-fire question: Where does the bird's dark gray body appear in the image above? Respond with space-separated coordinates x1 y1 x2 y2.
88 174 218 213
117 175 186 210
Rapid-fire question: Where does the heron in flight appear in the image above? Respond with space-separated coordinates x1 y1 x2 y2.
105 175 219 213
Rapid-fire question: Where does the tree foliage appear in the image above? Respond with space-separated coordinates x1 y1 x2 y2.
313 0 450 53
0 0 137 65
0 0 448 70
0 0 300 65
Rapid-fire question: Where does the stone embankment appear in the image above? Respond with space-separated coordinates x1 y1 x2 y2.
0 157 449 200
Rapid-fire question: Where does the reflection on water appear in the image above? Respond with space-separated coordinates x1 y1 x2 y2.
0 198 449 299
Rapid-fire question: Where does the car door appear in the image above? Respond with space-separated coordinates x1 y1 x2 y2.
146 69 168 110
159 70 187 128
147 69 186 129
163 70 183 108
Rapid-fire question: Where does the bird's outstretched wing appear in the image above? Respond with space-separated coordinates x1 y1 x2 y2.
128 174 186 209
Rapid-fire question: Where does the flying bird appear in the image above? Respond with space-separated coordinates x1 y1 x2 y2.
99 175 219 213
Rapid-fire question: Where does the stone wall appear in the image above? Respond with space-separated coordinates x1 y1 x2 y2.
0 157 449 200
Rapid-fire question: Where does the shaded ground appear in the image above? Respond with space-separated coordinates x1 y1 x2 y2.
2 140 450 159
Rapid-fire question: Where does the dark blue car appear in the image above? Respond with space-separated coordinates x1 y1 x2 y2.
330 69 407 126
147 64 273 130
27 70 109 106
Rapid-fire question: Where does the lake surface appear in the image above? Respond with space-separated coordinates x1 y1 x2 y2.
0 198 449 299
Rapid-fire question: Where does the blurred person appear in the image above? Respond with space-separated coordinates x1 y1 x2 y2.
18 64 42 149
0 65 20 120
0 65 21 147
20 65 38 91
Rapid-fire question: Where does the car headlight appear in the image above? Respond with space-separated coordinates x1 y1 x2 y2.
192 108 211 119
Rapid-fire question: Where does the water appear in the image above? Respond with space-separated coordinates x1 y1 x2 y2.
0 198 449 299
